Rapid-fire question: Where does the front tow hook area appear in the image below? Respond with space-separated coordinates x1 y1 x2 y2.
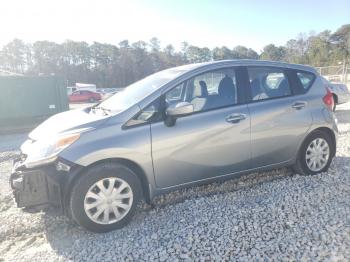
10 170 50 208
11 175 24 190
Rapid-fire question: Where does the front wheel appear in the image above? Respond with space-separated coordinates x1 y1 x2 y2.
293 130 334 175
69 162 142 233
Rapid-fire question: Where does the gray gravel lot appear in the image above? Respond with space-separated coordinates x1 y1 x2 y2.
0 103 350 261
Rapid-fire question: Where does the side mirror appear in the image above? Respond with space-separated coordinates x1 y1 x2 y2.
164 102 194 127
166 102 194 117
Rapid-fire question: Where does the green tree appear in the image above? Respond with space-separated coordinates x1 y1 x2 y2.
164 44 175 56
260 44 286 61
181 41 189 61
61 40 91 85
212 46 234 60
32 40 63 75
232 46 259 59
149 37 161 53
307 31 331 66
186 46 211 63
0 39 28 73
1 23 349 88
330 24 350 63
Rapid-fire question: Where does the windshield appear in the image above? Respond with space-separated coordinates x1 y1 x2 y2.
98 67 188 112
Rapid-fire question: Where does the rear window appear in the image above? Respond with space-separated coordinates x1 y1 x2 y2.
296 71 315 91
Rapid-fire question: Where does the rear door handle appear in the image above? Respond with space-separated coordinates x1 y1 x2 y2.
225 113 246 123
292 101 307 110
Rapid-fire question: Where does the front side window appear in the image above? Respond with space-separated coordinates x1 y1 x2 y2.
165 68 238 113
248 67 291 101
165 83 184 101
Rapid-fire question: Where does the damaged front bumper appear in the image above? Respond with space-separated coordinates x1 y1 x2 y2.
10 157 78 211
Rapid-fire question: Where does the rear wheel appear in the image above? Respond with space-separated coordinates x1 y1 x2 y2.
69 162 142 233
293 130 334 175
89 97 95 103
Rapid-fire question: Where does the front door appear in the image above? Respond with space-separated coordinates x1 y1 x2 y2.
151 67 251 188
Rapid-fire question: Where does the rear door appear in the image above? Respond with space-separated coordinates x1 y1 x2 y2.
245 66 312 168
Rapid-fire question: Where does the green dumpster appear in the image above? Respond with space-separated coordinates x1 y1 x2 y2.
0 76 69 132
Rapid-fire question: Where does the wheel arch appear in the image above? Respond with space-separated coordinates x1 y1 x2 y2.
293 126 336 175
301 127 336 157
332 93 338 104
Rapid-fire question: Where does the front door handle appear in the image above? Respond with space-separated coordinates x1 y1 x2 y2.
292 101 307 110
225 113 246 123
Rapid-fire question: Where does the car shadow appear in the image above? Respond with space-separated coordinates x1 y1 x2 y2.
335 101 350 124
41 166 294 258
335 108 350 124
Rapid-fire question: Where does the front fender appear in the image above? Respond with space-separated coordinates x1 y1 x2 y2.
59 123 156 195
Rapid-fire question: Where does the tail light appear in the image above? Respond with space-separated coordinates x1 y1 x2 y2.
322 88 334 111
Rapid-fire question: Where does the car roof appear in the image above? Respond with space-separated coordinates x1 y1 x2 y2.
172 59 317 74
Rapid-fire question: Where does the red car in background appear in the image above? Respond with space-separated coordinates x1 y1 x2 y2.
69 90 102 103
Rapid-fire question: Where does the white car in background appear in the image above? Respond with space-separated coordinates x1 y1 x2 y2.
321 77 350 111
329 83 350 105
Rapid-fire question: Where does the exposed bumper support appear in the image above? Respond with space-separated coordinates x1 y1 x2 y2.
10 159 67 210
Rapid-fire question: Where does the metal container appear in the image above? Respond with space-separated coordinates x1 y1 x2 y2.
0 76 69 131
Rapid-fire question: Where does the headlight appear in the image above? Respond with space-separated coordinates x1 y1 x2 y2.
23 133 80 168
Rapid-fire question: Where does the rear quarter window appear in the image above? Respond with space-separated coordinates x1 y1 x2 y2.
296 71 315 91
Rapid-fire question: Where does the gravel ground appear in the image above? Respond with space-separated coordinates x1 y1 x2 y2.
0 103 350 261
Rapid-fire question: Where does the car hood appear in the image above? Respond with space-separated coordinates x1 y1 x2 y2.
29 108 110 141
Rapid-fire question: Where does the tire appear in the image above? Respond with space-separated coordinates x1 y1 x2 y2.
69 162 142 233
89 98 95 103
293 130 335 176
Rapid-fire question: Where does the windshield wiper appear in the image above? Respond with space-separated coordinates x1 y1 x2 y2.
91 106 111 115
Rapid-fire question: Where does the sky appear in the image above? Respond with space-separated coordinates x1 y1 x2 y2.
0 0 349 52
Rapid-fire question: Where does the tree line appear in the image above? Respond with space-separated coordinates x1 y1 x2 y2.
0 24 349 88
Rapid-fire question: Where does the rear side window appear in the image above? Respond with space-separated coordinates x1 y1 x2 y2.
296 71 315 91
247 67 292 101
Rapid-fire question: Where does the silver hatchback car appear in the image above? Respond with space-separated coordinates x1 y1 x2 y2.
10 60 338 232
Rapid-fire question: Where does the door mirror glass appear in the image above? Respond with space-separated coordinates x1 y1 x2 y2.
166 102 194 117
